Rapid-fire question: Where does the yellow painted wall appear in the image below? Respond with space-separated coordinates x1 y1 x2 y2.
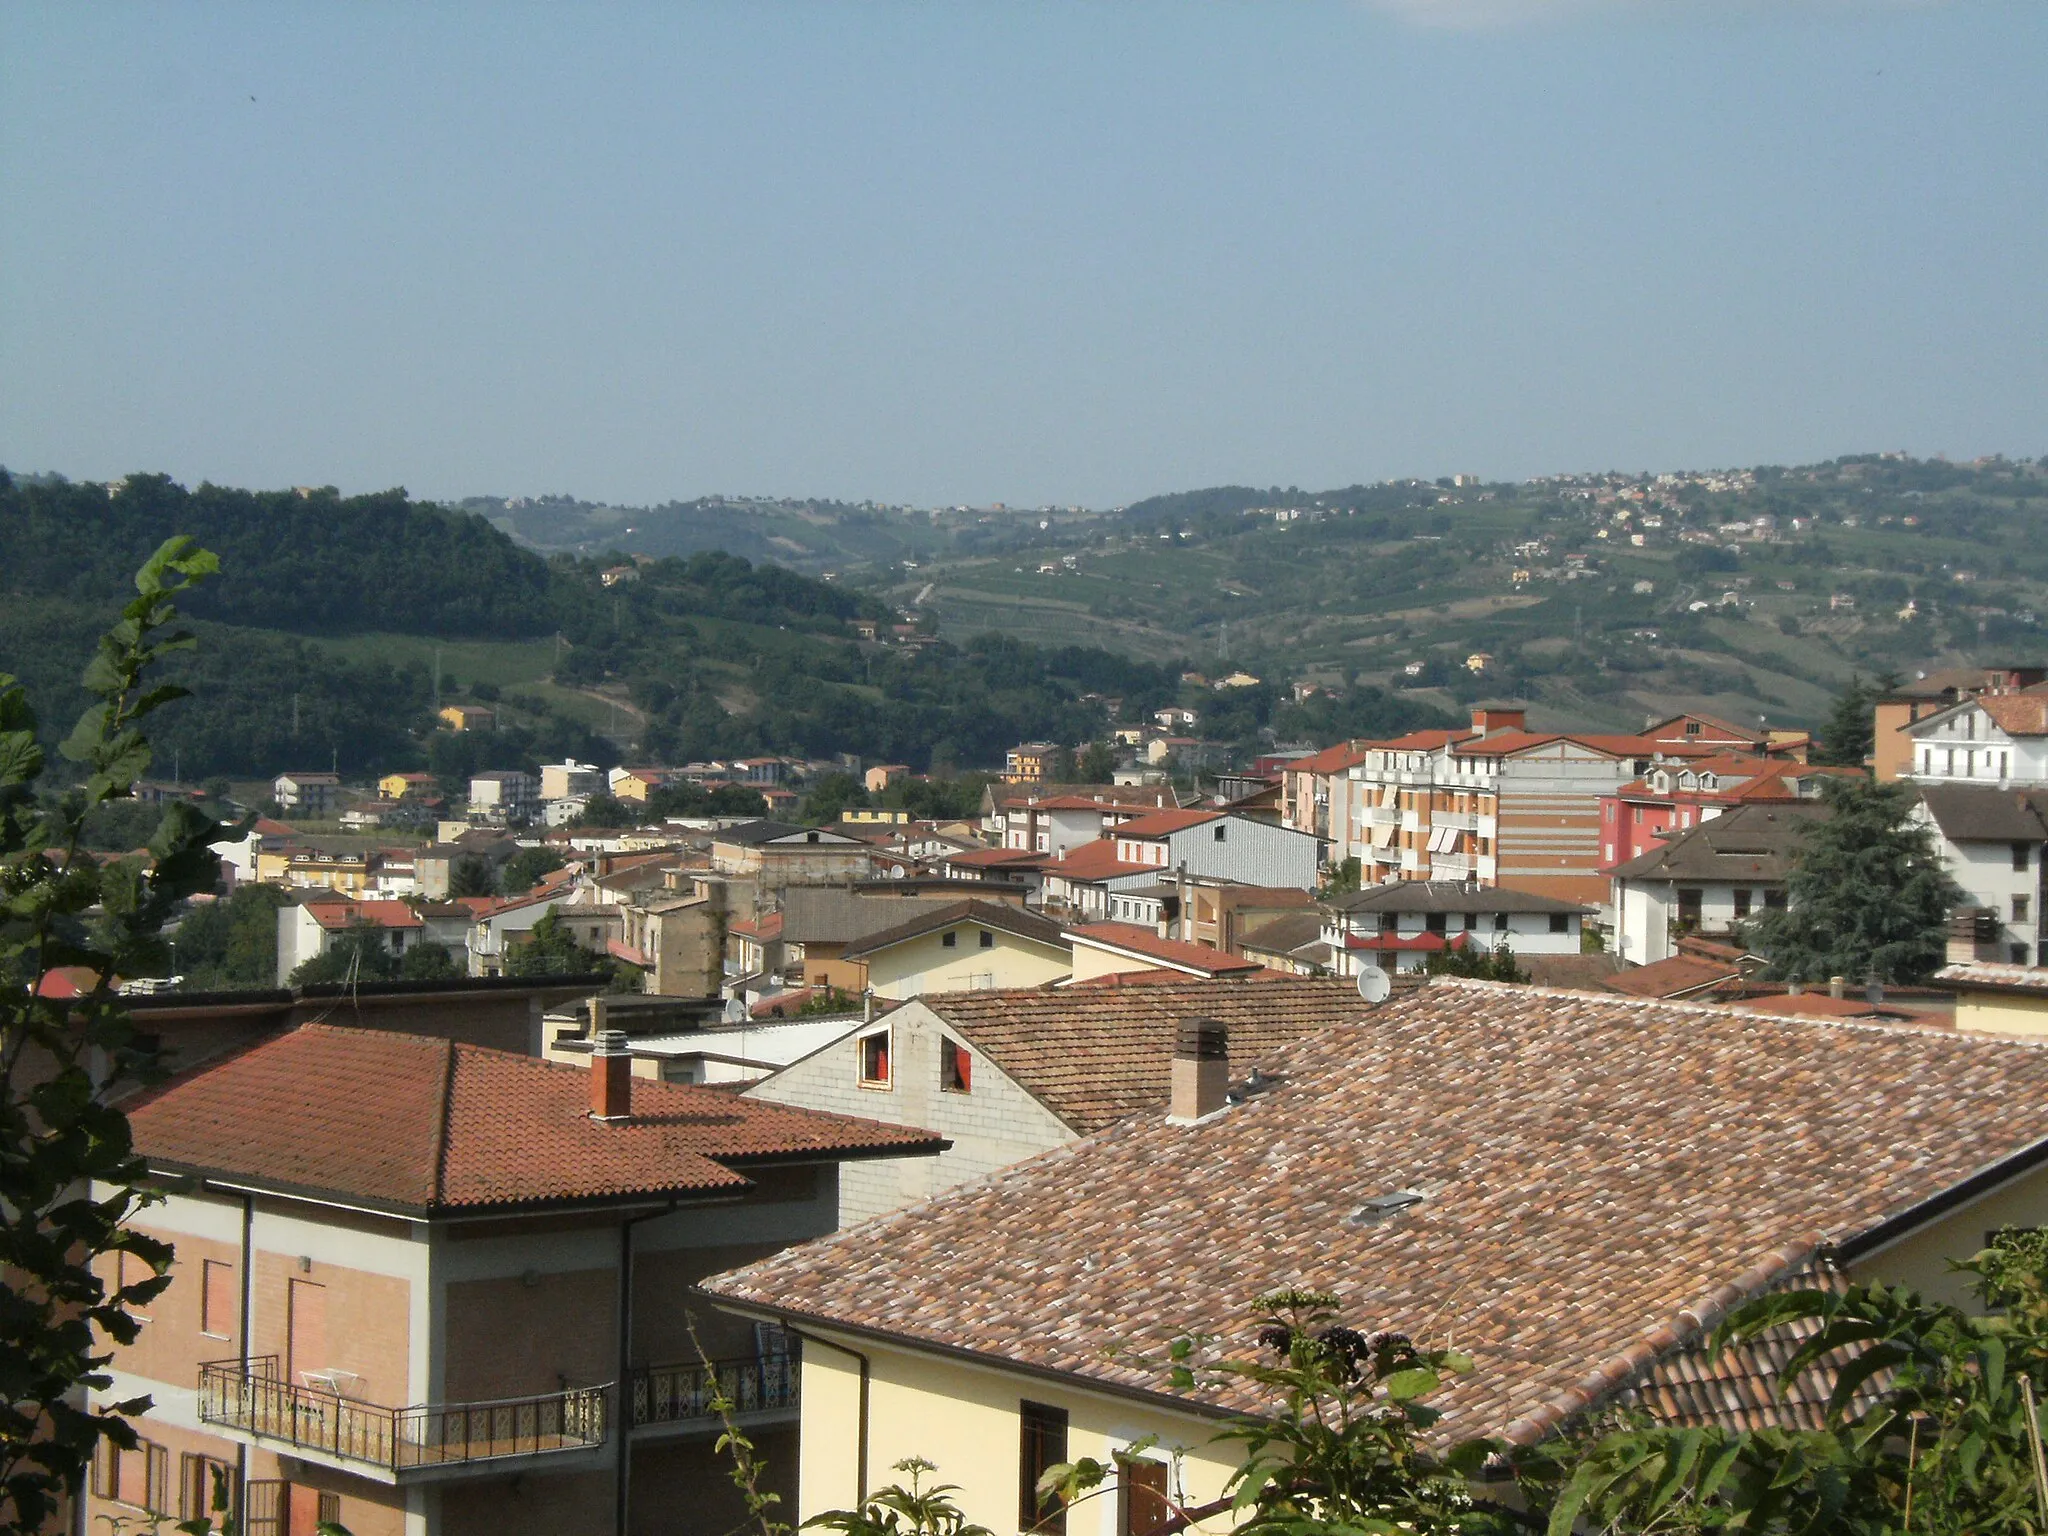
1846 1161 2048 1309
796 1337 1242 1536
865 929 1072 1000
1953 991 2048 1039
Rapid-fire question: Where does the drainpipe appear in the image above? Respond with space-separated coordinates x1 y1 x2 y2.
236 1190 254 1530
783 1326 870 1505
615 1204 674 1536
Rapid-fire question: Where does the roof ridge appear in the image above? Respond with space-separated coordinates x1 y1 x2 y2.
430 1034 458 1211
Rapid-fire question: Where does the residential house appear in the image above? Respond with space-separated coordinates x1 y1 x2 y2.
539 760 606 801
468 896 621 978
1609 802 1826 966
709 821 874 897
416 832 522 900
1102 809 1319 890
1034 841 1162 923
377 772 438 802
977 783 1179 846
611 877 730 998
1233 911 1332 975
1279 741 1365 846
436 703 495 732
702 980 2048 1534
274 896 428 985
838 900 1071 1000
1902 686 2048 788
1936 960 2048 1037
608 767 673 803
1003 743 1060 784
1600 755 1848 870
272 773 340 817
281 847 376 898
769 890 969 994
467 770 538 823
339 800 403 831
89 1024 944 1536
1913 784 2048 964
743 974 1366 1225
1065 923 1267 982
863 764 911 794
1874 667 2047 781
1318 881 1588 975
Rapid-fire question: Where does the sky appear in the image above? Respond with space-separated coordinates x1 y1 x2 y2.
2 1 2044 509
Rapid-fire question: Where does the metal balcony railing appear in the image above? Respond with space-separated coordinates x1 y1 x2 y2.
199 1357 608 1473
629 1353 799 1429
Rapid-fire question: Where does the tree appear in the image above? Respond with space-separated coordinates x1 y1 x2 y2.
500 845 566 894
288 923 400 986
800 773 868 826
1 538 230 1531
170 882 290 989
448 855 498 898
1423 937 1527 983
1078 740 1117 783
571 793 634 828
1049 744 1078 784
505 907 599 978
1812 674 1886 768
399 940 462 981
1745 776 1965 984
1317 856 1362 899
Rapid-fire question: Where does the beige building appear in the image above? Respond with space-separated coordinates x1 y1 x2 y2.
706 980 2048 1534
838 900 1071 999
89 1024 944 1536
1937 960 2048 1037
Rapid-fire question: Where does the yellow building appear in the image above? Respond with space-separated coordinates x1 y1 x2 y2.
437 703 495 733
1938 960 2048 1037
840 900 1072 999
377 770 437 801
705 979 2048 1532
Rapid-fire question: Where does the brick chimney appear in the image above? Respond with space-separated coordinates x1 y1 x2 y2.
1169 1016 1229 1124
590 1027 632 1122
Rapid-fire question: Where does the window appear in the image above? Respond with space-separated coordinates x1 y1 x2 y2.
1685 721 1701 736
96 1439 169 1513
1493 913 1509 932
2015 895 2032 924
201 1258 236 1339
858 1031 890 1087
1425 912 1447 934
942 930 958 949
979 929 994 949
1548 913 1570 934
180 1455 232 1523
1676 888 1703 928
1463 913 1479 931
2014 943 2033 965
1732 889 1752 920
2015 843 2032 873
1213 825 1227 842
319 1492 342 1528
1118 1456 1172 1536
942 1039 972 1094
1019 1401 1070 1534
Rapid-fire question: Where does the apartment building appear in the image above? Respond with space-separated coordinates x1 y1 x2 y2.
1609 802 1825 966
1902 687 2048 789
1002 743 1059 784
1319 881 1589 975
89 1025 943 1536
465 771 538 823
1873 667 2046 781
1278 741 1365 846
273 773 340 817
1600 755 1848 870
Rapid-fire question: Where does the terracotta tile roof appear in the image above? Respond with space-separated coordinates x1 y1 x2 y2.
126 1024 945 1217
1235 912 1327 959
1605 954 1744 999
917 976 1372 1133
1068 923 1267 978
1372 728 1478 751
1285 742 1366 775
1937 960 2048 996
1734 992 1926 1023
945 847 1046 869
842 900 1069 960
1979 692 2048 737
1519 953 1627 990
1107 809 1226 838
702 980 2048 1443
1042 842 1155 882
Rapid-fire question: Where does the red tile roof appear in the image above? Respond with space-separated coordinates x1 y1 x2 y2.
1286 742 1367 776
1605 953 1744 999
1069 923 1266 977
1979 692 2048 737
1106 809 1225 838
705 979 2048 1443
1042 842 1155 881
126 1025 945 1217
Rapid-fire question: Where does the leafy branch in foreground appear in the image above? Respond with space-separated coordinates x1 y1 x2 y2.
804 1458 995 1536
1 537 235 1534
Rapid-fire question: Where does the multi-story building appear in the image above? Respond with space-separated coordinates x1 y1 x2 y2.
1914 784 2048 965
1002 743 1059 784
89 1024 943 1536
538 760 605 802
1874 667 2046 781
1318 881 1589 975
1609 802 1825 966
466 771 538 823
272 773 340 817
1901 687 2048 789
1599 755 1848 871
1278 741 1365 847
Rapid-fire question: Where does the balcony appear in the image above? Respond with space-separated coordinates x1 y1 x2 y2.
629 1353 799 1433
1433 810 1478 832
1365 807 1400 827
199 1358 607 1480
1431 853 1474 878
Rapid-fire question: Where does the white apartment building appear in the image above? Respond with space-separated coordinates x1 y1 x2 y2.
1903 691 2048 789
1913 785 2048 966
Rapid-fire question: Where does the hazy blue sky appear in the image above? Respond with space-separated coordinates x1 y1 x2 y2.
3 2 2043 507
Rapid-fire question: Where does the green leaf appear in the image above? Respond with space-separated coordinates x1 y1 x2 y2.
1381 1367 1439 1402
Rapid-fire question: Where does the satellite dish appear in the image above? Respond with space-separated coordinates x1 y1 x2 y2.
1356 964 1392 1005
721 996 747 1025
